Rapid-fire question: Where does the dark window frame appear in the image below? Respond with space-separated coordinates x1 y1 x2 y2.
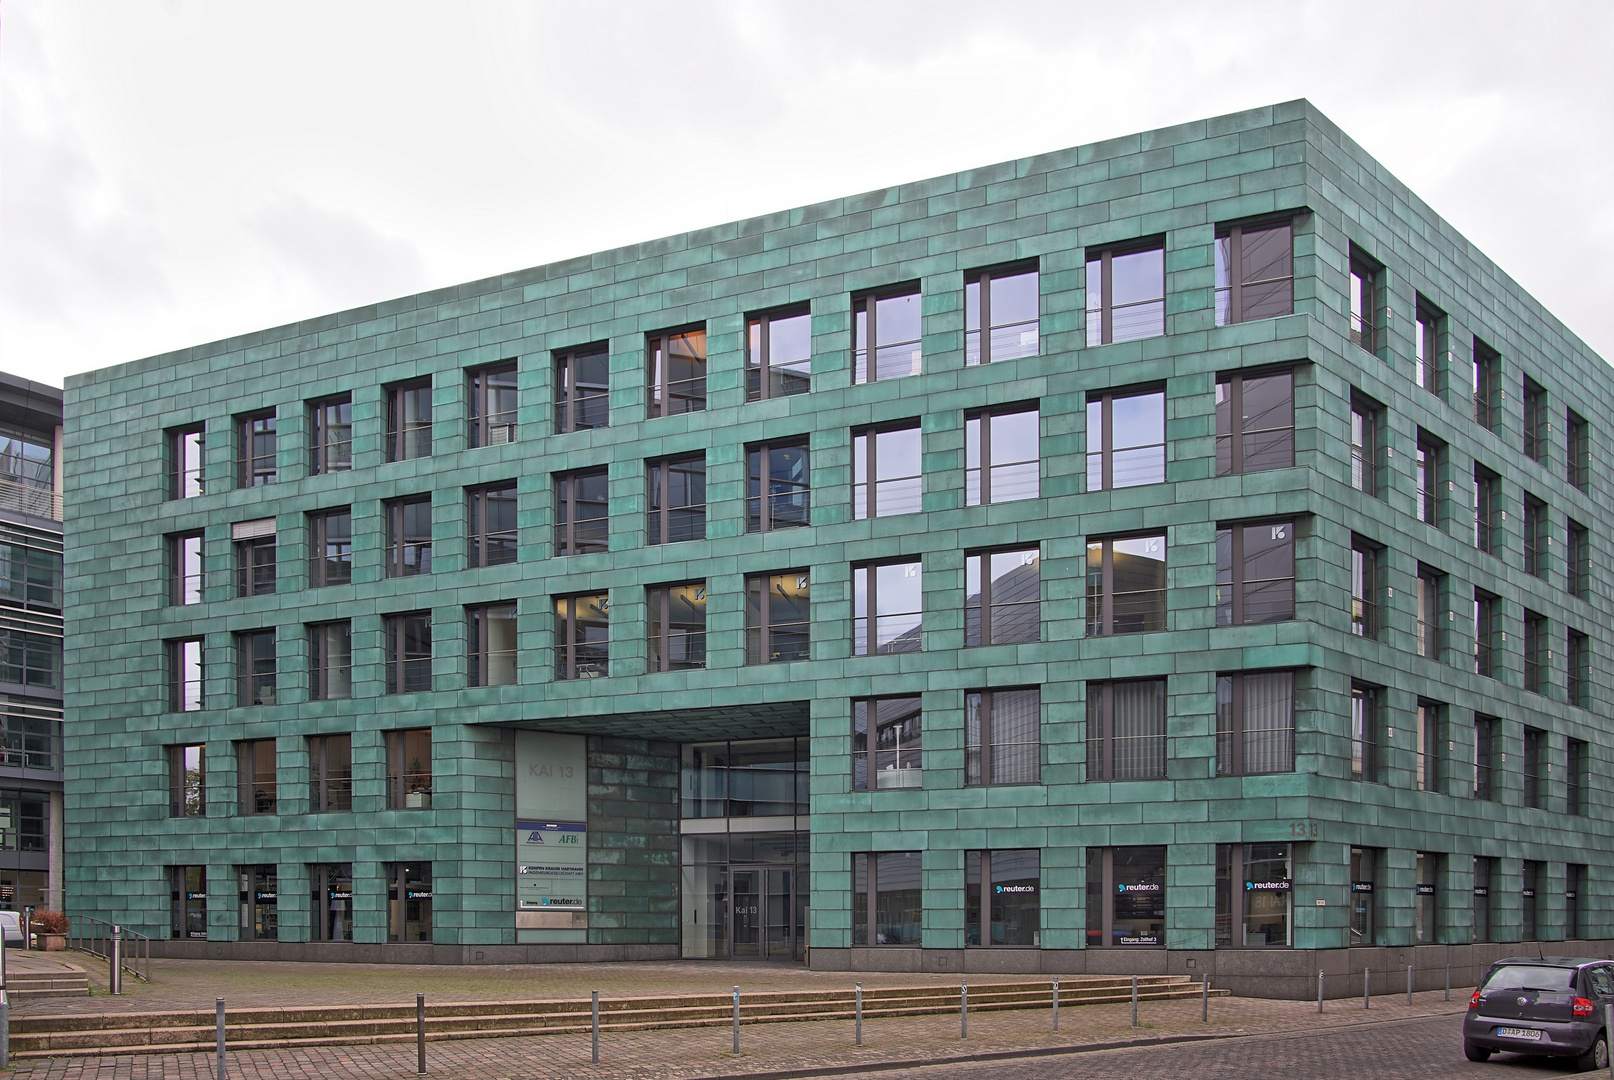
554 592 609 680
853 559 923 657
745 570 810 665
1416 564 1444 660
1568 629 1590 709
647 454 706 544
1523 609 1548 695
1416 700 1443 794
238 863 279 942
746 305 812 400
1522 725 1545 809
646 325 707 418
1086 387 1166 491
852 695 923 792
467 360 518 448
853 421 922 519
467 602 518 688
965 547 1042 647
308 395 352 475
555 343 610 433
1085 678 1167 782
1567 519 1590 599
308 733 353 813
850 851 923 947
1350 683 1380 782
1085 238 1166 346
235 535 276 598
1473 339 1500 432
1350 535 1383 639
384 496 433 577
234 629 276 707
308 620 351 702
1348 246 1385 355
236 737 277 815
168 743 205 817
1523 494 1548 579
1215 368 1295 475
383 611 432 694
385 728 432 810
468 483 518 568
1473 715 1497 800
169 531 204 606
1415 433 1445 529
1215 670 1295 777
964 686 1041 787
385 377 433 462
555 467 610 556
169 637 205 712
647 581 707 673
965 403 1040 506
967 848 1042 947
1349 394 1382 497
1215 520 1295 626
1567 409 1590 492
385 861 433 942
1414 295 1446 395
167 424 206 500
1522 376 1549 466
1567 738 1588 816
1214 218 1295 326
964 262 1040 366
1474 589 1498 678
1474 465 1500 555
746 438 811 533
237 410 277 488
308 508 352 588
1086 533 1167 636
852 282 923 384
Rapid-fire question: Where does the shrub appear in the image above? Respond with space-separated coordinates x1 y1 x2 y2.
31 909 69 934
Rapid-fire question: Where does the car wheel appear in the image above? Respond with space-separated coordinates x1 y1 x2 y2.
1576 1032 1608 1072
1463 1041 1492 1063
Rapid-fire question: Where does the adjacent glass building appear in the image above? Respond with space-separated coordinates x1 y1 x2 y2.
62 101 1613 995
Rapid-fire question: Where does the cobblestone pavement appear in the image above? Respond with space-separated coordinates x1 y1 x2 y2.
10 989 1482 1079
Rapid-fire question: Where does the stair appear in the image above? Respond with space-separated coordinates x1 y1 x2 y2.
5 966 91 1002
10 975 1226 1057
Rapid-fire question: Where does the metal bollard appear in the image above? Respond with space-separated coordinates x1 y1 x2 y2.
1202 974 1208 1023
1 989 9 1069
1052 977 1059 1032
1445 964 1451 1002
215 997 226 1080
21 907 30 951
416 992 425 1074
732 986 740 1057
1407 964 1413 1006
1604 1004 1613 1080
591 990 599 1065
960 980 968 1039
110 925 123 996
1318 970 1325 1013
1364 968 1371 1010
1131 974 1138 1027
855 983 862 1046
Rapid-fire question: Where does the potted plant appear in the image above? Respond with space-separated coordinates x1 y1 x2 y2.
32 909 68 950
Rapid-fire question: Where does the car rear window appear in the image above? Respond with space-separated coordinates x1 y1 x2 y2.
1482 965 1579 993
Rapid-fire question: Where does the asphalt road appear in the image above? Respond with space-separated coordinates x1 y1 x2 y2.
879 1013 1593 1079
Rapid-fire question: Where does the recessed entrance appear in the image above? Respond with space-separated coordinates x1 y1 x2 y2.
728 865 802 960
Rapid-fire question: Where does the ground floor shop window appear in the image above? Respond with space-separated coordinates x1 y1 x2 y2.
171 865 207 940
387 862 432 942
1414 852 1439 944
1215 843 1290 947
965 850 1039 946
679 831 806 961
1521 860 1540 940
1349 846 1378 946
1472 856 1494 943
0 869 45 908
238 864 277 941
310 862 353 942
1568 864 1585 939
1086 846 1165 947
852 851 921 946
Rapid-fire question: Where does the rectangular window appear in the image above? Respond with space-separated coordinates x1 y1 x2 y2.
169 532 204 606
1567 864 1585 939
0 626 59 690
853 423 921 518
852 696 922 791
967 850 1041 947
1566 737 1588 816
745 571 809 664
1473 466 1500 555
1214 843 1292 947
235 630 276 707
850 851 921 947
1215 370 1294 475
1415 433 1444 528
1473 715 1497 800
1350 847 1379 945
747 307 811 398
1351 684 1380 782
965 687 1040 786
966 549 1041 646
1522 376 1548 465
555 344 609 433
237 410 277 488
171 866 207 940
309 862 354 942
555 467 609 555
0 530 62 611
1349 396 1381 496
1567 519 1589 599
1416 700 1442 793
1414 296 1445 394
647 454 705 544
386 378 433 461
1524 610 1547 695
1086 534 1166 635
169 637 204 712
1348 247 1384 354
1086 241 1164 345
853 561 922 656
1415 852 1440 945
966 405 1039 505
236 738 276 815
1473 590 1498 678
308 734 352 813
1472 857 1494 941
168 744 204 817
1086 846 1164 948
168 424 206 500
1215 671 1294 776
239 865 278 942
386 862 433 942
383 611 431 694
1567 409 1590 492
468 603 517 687
554 592 608 680
1416 565 1444 660
1473 338 1500 432
308 509 351 587
647 582 706 673
1568 630 1590 708
468 483 518 568
1523 495 1548 578
1086 389 1165 490
966 265 1039 364
385 496 433 576
853 285 921 383
308 395 352 475
1086 679 1166 781
647 326 707 417
386 729 432 810
308 621 351 701
1215 220 1293 325
746 439 810 532
468 361 518 447
1521 860 1540 941
1350 536 1382 639
235 536 275 598
1215 521 1295 626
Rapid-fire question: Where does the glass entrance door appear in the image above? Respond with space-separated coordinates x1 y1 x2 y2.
731 868 762 957
730 865 796 959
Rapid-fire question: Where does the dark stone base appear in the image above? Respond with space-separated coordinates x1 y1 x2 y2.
146 941 682 965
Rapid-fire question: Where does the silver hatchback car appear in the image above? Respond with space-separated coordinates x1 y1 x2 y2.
1464 957 1614 1070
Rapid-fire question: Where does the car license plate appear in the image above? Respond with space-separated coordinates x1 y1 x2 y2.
1495 1027 1543 1041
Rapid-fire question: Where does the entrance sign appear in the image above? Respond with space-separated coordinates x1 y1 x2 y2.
516 732 588 931
518 821 587 920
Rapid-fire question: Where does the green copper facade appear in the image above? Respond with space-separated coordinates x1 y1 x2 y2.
63 100 1613 993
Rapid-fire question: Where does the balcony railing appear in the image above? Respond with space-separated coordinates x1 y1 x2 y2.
0 478 60 521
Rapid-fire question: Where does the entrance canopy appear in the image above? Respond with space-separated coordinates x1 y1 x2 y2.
477 698 810 743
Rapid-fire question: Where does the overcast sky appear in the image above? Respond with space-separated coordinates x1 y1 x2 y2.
2 1 1611 388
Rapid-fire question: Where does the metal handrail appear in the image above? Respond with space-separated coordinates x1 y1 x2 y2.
65 915 150 982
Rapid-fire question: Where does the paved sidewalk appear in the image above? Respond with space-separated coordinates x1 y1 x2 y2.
10 987 1474 1080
